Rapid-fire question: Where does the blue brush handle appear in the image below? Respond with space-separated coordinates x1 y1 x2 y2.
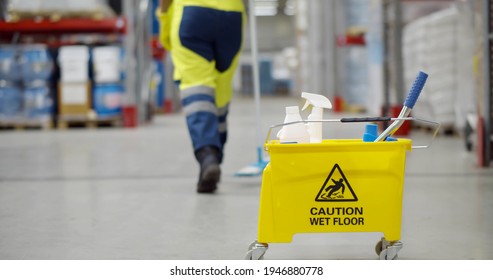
404 71 428 109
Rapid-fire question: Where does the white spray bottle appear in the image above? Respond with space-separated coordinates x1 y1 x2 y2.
301 92 333 143
277 106 310 144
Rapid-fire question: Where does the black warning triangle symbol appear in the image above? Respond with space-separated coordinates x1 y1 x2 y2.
315 164 358 202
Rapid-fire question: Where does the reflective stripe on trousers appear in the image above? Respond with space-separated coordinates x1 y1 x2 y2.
181 85 229 155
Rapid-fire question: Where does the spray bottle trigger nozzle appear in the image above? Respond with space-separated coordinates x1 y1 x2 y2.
302 100 310 111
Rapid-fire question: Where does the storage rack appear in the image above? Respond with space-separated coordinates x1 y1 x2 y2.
481 0 493 166
0 16 128 128
0 0 155 128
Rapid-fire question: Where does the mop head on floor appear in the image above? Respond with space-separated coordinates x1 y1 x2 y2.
235 160 269 177
235 147 269 176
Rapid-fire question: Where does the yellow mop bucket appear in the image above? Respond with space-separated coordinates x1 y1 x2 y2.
246 117 440 260
259 138 411 242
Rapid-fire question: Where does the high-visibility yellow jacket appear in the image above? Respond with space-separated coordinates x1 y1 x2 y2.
156 0 245 51
156 0 245 108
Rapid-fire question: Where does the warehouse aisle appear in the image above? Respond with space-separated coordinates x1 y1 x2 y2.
0 95 492 260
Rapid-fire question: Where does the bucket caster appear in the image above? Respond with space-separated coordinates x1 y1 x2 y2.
375 238 402 260
245 240 268 260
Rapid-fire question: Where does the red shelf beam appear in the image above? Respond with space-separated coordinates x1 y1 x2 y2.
336 34 366 47
0 17 127 35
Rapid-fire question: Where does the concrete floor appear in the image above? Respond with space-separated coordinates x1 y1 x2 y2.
0 95 492 260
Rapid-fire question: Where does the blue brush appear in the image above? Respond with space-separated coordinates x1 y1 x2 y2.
374 71 428 142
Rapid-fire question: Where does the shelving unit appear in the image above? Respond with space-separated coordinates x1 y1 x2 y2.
0 2 155 129
0 17 128 129
479 0 493 166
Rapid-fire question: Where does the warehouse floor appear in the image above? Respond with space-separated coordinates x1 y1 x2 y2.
0 95 492 260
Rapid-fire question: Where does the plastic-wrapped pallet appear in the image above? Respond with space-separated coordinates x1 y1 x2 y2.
424 7 456 129
402 4 475 132
5 0 41 14
403 16 433 124
6 0 115 20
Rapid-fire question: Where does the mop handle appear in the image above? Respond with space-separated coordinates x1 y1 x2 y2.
404 71 428 109
374 71 428 142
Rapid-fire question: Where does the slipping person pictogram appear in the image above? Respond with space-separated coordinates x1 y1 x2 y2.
325 178 345 199
315 164 358 202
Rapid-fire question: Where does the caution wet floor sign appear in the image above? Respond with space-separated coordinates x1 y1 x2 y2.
312 164 363 226
315 164 358 202
257 139 412 243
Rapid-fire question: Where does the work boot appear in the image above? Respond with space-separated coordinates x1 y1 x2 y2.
195 146 221 193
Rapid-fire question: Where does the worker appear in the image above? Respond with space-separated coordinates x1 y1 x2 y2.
157 0 245 193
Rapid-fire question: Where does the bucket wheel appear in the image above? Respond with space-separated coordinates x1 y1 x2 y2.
375 238 402 260
245 240 268 260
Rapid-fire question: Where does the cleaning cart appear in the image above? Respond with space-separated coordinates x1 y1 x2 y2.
245 117 440 260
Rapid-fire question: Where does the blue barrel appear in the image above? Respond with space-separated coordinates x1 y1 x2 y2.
0 45 21 81
0 83 23 119
23 82 53 119
20 45 53 82
93 83 124 117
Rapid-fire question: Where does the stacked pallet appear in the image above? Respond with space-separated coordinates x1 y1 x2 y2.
402 4 475 133
5 0 115 22
57 45 124 129
0 45 55 130
0 116 52 130
57 113 121 129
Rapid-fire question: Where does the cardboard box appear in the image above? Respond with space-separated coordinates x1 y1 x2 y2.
58 46 89 83
92 46 122 83
58 82 91 116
